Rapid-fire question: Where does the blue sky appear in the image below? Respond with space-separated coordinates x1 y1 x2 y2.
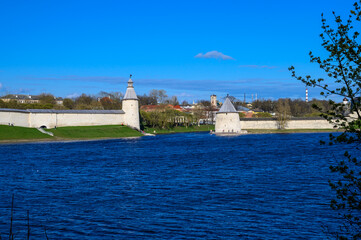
0 0 355 102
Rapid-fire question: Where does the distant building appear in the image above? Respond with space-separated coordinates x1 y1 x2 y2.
0 94 64 105
211 94 217 108
140 104 184 112
343 97 348 105
1 94 40 104
55 97 64 105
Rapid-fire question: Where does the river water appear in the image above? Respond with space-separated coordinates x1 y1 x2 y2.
0 132 350 239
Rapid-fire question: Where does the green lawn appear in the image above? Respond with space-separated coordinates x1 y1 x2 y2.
48 125 142 139
144 125 215 134
0 125 52 140
0 125 142 141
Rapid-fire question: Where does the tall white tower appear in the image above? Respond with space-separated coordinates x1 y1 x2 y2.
122 75 140 130
306 88 309 103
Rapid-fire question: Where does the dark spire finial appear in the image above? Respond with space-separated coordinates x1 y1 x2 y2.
130 74 132 79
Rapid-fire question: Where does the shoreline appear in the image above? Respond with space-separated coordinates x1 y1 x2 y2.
0 136 143 145
0 128 342 144
244 129 343 134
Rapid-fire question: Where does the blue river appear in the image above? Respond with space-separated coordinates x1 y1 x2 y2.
0 132 350 239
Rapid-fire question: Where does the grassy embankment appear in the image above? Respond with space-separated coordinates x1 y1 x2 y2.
0 125 142 142
48 125 142 138
144 125 215 134
0 125 52 140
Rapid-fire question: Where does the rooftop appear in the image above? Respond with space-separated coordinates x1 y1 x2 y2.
217 97 237 113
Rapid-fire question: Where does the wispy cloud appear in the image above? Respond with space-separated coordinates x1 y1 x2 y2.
134 77 296 93
0 83 2 89
14 88 33 94
177 92 193 97
195 51 234 60
239 65 277 69
66 93 80 99
22 75 127 83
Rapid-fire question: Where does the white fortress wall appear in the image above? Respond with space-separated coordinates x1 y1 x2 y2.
0 109 126 128
55 113 124 128
29 113 57 128
286 119 334 129
28 112 125 128
0 110 30 127
240 118 335 129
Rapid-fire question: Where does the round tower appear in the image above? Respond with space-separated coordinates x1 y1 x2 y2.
215 96 242 134
122 75 140 130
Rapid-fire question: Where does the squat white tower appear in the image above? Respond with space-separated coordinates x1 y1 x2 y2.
122 75 140 130
215 95 242 134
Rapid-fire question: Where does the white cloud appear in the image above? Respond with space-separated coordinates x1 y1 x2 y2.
66 93 80 99
194 51 234 60
177 92 193 97
239 65 277 69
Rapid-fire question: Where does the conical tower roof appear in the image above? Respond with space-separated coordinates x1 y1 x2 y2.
123 76 138 100
218 96 237 113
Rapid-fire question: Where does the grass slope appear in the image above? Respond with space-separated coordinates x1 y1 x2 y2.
144 125 215 134
48 125 142 139
0 125 52 140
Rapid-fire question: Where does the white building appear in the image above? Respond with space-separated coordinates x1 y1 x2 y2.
215 96 242 134
0 76 140 130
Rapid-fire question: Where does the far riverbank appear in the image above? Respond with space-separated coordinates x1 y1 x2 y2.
144 125 341 135
0 124 342 144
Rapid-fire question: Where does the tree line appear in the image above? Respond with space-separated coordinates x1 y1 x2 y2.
0 92 123 110
229 98 333 117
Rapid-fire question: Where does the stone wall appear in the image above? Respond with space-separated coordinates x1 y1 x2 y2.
0 109 125 128
240 118 334 129
0 110 29 127
29 113 125 128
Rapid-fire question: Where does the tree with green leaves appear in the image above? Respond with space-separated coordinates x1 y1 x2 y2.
63 98 75 109
38 93 56 105
275 98 291 129
289 1 361 238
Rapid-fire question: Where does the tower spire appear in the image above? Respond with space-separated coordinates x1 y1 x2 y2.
127 74 134 88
